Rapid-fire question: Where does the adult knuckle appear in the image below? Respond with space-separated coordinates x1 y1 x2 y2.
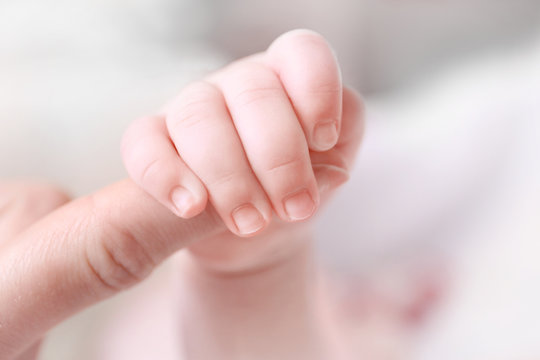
24 183 69 205
86 222 155 292
2 182 70 218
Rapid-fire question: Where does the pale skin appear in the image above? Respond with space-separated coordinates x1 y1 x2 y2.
0 30 423 359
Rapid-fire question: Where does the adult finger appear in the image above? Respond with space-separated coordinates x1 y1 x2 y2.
0 182 70 245
0 179 225 359
0 182 70 360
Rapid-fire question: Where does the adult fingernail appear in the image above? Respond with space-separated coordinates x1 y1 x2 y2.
171 186 194 217
283 189 316 221
232 204 266 235
313 121 338 151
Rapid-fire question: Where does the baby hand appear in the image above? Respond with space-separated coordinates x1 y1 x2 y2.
121 30 364 237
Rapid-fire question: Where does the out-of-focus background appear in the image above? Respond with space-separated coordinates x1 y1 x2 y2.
1 0 539 359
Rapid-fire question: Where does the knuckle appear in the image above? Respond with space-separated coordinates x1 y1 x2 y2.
86 222 155 292
168 81 221 131
205 168 247 189
226 64 283 109
1 182 70 218
226 61 268 78
306 80 341 97
258 135 308 175
264 156 305 175
139 158 182 197
26 184 70 208
139 157 168 188
125 143 176 192
232 85 283 109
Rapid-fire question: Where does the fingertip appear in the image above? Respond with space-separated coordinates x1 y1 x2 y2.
268 29 330 55
280 185 320 223
170 186 197 218
170 185 208 219
311 120 339 152
265 29 343 155
230 203 270 237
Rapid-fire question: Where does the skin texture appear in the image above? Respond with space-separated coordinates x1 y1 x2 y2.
121 30 347 236
0 30 365 359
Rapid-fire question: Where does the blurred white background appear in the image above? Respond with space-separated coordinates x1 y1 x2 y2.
1 0 539 359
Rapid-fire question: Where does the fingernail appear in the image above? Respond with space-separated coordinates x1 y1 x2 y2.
313 121 338 151
232 204 266 235
171 186 194 217
283 189 316 221
312 164 350 195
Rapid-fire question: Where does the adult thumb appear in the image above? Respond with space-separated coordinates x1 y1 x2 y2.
0 179 225 359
